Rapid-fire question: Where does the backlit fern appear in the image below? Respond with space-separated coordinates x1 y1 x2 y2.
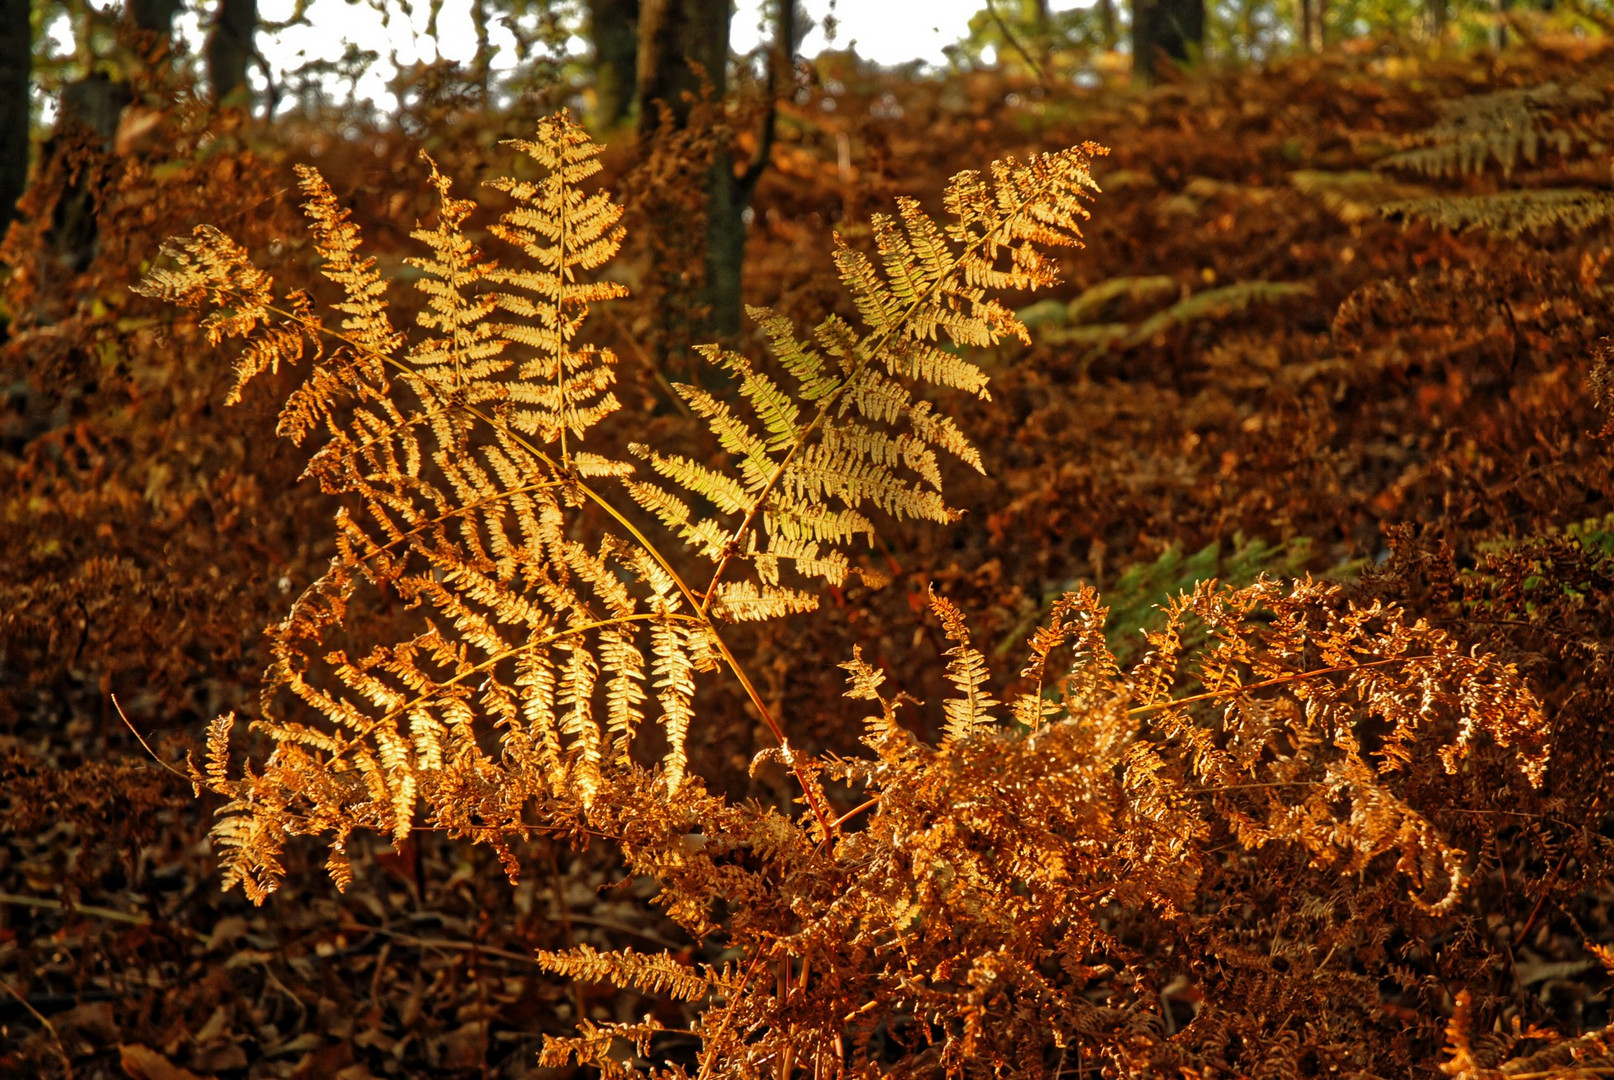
137 112 1569 1077
137 111 1105 899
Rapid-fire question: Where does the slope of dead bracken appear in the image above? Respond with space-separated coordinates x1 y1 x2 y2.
2 36 1612 1078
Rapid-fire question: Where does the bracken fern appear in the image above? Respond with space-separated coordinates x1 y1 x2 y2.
138 112 1567 1077
137 111 1105 900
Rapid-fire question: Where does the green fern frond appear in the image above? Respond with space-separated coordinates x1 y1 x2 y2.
1381 187 1614 237
1065 273 1179 324
1375 82 1601 180
1124 281 1315 346
1289 169 1436 225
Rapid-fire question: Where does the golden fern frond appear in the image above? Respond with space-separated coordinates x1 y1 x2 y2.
1011 585 1121 728
931 590 999 746
295 164 402 373
133 226 315 407
538 1018 666 1078
627 143 1104 601
405 154 508 397
536 943 719 1001
143 113 1109 899
485 112 629 453
839 645 909 749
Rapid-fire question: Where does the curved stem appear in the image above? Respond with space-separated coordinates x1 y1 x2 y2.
1124 655 1421 717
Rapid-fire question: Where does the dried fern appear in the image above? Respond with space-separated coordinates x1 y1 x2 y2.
1374 82 1602 180
1382 186 1614 238
137 111 1104 901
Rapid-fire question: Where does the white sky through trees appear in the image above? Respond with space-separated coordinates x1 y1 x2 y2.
43 1 1076 119
240 0 1000 112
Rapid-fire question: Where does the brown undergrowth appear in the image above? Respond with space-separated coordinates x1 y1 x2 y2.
2 40 1613 1080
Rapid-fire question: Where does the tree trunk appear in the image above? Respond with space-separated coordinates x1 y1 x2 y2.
1425 0 1446 35
0 0 28 238
1097 0 1118 48
589 0 640 129
633 0 793 344
45 73 129 274
207 0 258 105
1133 0 1204 83
636 0 729 136
127 0 183 37
1296 0 1326 50
636 0 734 340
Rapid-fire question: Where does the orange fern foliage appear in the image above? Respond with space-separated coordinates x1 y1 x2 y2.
137 110 1104 898
139 111 1565 1076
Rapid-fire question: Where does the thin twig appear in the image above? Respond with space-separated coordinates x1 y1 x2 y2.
337 920 542 967
112 695 190 780
0 974 75 1079
1514 847 1570 948
0 891 150 929
984 0 1054 88
598 302 694 418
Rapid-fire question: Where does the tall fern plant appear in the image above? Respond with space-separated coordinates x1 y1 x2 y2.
137 112 1106 900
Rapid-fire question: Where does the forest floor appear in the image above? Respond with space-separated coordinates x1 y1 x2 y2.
3 33 1614 1078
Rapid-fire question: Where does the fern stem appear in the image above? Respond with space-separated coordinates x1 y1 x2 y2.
1124 655 1429 717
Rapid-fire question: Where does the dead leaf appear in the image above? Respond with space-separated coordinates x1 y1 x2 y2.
119 1044 214 1080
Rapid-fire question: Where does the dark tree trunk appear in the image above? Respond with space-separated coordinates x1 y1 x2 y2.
1098 0 1119 48
127 0 183 36
706 0 793 340
207 0 258 105
0 0 29 238
633 0 793 344
636 0 729 136
636 0 733 340
1296 0 1326 50
1132 0 1204 83
45 73 129 274
588 0 640 129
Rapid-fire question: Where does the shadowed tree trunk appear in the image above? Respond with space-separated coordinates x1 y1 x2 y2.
589 0 640 129
1133 0 1204 83
128 0 183 36
1098 0 1119 48
47 74 130 273
1426 0 1447 36
207 0 258 104
34 1 184 275
635 0 793 343
636 0 729 135
0 0 28 238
